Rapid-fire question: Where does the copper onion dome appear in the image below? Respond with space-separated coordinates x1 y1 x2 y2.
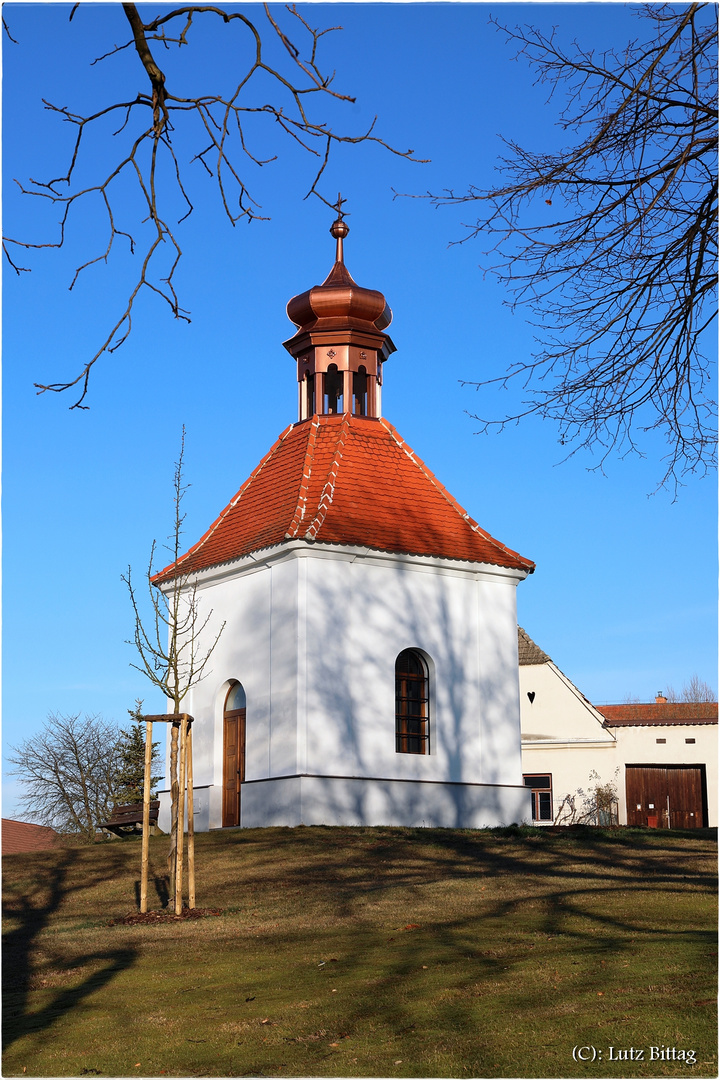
286 217 392 336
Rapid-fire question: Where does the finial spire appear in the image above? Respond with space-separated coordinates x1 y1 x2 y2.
329 192 349 264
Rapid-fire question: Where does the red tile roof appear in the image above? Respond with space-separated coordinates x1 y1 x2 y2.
2 819 62 855
597 702 718 727
154 414 534 583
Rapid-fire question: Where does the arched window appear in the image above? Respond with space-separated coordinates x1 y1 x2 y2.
353 365 368 416
324 364 343 414
222 682 246 827
395 650 430 754
304 372 315 418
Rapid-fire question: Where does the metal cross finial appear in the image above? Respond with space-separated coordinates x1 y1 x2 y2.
329 192 350 263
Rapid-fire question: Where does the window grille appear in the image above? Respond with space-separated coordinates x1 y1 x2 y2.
395 649 429 754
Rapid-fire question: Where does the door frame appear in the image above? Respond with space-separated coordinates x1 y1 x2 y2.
625 763 707 828
222 685 246 827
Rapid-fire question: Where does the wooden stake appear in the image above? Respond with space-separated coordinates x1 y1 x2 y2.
187 723 195 909
174 716 188 915
140 719 153 913
168 722 179 904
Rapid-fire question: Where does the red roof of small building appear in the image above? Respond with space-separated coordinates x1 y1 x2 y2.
2 818 62 855
154 414 534 583
597 702 718 727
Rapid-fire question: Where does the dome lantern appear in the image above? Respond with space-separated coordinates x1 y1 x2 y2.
283 204 396 421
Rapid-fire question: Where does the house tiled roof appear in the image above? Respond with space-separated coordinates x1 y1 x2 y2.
154 414 534 583
2 819 62 855
597 702 718 727
518 626 551 666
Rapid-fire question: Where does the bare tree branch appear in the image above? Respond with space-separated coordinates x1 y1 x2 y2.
3 16 18 44
122 427 224 899
5 3 426 409
8 714 122 840
123 428 225 713
401 4 717 491
665 674 716 702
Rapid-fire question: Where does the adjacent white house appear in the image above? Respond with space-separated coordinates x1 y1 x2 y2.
154 216 535 831
519 628 717 828
518 628 618 824
595 700 717 829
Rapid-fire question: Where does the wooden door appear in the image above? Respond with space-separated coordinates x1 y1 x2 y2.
625 766 666 827
666 766 705 828
625 765 706 828
222 707 246 828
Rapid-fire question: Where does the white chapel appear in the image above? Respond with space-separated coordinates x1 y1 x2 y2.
155 215 535 831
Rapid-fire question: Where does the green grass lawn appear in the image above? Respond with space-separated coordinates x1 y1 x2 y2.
2 825 717 1078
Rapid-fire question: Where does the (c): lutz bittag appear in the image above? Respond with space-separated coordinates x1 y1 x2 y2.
573 1044 697 1065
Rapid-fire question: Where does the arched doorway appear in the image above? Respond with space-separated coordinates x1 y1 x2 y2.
222 682 246 827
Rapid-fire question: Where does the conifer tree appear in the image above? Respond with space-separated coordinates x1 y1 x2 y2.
114 701 162 805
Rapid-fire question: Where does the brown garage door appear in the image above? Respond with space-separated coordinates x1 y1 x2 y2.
625 765 706 828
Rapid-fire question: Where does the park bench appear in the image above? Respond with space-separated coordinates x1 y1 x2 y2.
101 800 160 836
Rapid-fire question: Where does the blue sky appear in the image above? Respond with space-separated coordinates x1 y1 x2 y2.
3 3 717 816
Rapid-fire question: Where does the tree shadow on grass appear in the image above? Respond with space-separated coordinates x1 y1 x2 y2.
2 827 715 1075
221 824 717 917
2 846 138 1054
212 826 716 1076
133 873 170 910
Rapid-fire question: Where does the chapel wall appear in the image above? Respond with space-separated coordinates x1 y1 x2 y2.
300 552 524 787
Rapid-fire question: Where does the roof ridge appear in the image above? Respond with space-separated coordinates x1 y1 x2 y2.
598 701 718 709
151 424 295 583
286 417 320 538
379 418 534 572
598 698 718 728
305 413 352 541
